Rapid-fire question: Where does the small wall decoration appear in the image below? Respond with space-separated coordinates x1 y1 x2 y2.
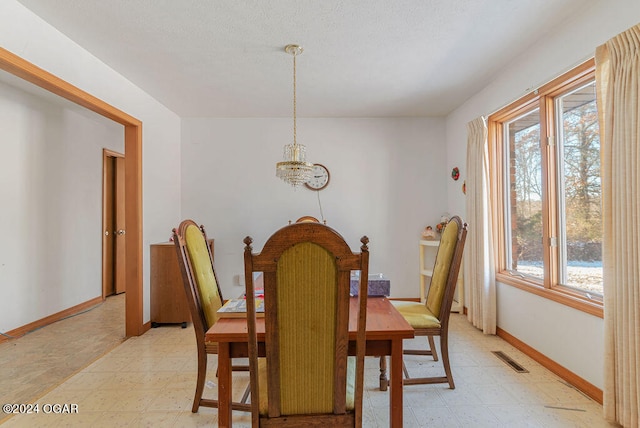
462 180 466 194
451 167 460 181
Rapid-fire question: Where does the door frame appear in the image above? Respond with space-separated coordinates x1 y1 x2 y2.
0 47 145 337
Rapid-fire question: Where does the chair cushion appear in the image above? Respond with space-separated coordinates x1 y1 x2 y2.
185 224 222 329
391 300 441 329
426 220 459 317
258 356 356 416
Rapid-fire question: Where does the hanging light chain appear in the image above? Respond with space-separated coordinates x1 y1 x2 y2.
292 48 297 148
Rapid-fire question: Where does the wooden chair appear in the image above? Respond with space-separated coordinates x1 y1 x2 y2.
172 220 250 413
383 216 467 389
243 222 370 427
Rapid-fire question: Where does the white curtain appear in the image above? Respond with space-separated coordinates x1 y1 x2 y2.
596 23 640 428
464 117 496 334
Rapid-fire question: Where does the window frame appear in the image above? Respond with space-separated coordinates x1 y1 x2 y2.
488 59 603 318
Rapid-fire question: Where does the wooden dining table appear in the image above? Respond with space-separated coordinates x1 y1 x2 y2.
206 296 414 427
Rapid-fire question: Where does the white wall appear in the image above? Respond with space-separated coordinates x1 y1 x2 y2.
181 117 446 299
445 0 640 389
0 80 122 331
0 0 182 326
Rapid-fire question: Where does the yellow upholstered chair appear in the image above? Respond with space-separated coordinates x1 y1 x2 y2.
385 216 467 389
243 222 370 427
172 219 250 413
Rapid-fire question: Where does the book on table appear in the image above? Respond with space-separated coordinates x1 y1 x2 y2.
217 298 265 318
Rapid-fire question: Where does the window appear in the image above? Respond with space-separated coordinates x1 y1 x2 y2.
489 59 603 316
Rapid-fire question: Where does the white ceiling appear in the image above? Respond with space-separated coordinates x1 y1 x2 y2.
16 0 593 118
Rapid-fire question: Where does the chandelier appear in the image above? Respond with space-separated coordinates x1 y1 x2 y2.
276 44 313 187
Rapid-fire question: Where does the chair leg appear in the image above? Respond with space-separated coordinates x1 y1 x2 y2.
191 351 253 413
427 336 439 361
403 336 438 361
192 349 208 413
440 332 455 389
402 333 453 388
240 383 251 404
378 356 388 391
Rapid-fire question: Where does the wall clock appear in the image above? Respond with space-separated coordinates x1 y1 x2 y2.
305 163 330 190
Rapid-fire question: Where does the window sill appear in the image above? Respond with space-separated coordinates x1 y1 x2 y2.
496 273 603 318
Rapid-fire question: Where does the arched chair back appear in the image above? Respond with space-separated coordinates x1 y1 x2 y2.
243 222 369 426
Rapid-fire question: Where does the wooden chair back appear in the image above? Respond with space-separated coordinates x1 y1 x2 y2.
425 216 467 326
243 222 369 427
172 220 224 352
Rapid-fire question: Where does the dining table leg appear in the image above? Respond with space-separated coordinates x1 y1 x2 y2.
389 338 404 428
379 355 388 391
217 342 232 427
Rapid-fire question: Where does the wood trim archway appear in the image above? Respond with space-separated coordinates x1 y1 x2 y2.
0 47 144 337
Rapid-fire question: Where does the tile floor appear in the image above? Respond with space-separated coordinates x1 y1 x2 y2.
1 295 617 427
0 294 126 409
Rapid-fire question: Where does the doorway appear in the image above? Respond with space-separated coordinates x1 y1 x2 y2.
0 47 145 336
103 149 126 297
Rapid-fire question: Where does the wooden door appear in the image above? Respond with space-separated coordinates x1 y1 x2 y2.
113 156 126 294
103 149 126 297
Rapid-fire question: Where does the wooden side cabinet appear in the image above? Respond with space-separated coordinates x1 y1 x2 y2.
150 239 214 327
